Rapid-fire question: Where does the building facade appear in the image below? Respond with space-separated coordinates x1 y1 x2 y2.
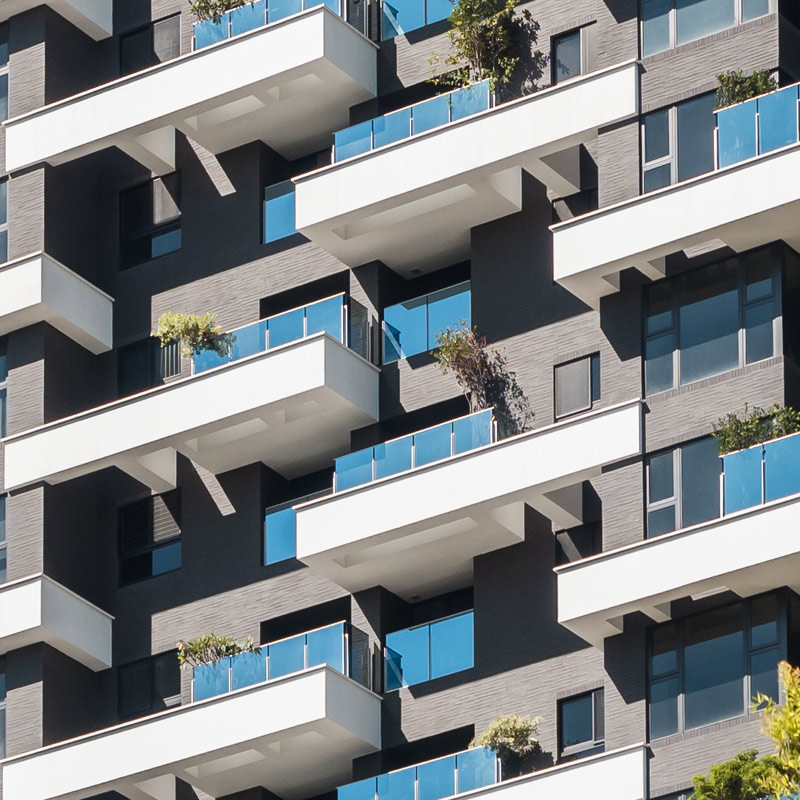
0 0 798 798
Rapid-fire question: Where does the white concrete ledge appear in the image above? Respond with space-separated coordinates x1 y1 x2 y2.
0 0 112 39
297 399 642 600
294 60 640 275
551 142 800 308
4 6 377 173
0 665 382 800
2 334 379 492
0 574 112 670
556 493 800 648
0 252 113 353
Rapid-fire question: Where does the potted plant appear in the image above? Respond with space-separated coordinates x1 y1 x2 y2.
190 0 255 23
715 69 777 110
712 403 800 455
470 713 541 776
154 311 234 361
176 632 261 669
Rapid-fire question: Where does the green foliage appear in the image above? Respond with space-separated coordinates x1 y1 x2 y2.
434 324 534 437
430 0 546 97
189 0 253 23
471 714 541 766
715 69 777 110
176 632 261 669
712 403 800 455
690 749 781 800
154 312 233 360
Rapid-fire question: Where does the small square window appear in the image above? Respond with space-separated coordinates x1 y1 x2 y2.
558 688 604 761
552 29 582 85
120 174 182 269
554 354 600 420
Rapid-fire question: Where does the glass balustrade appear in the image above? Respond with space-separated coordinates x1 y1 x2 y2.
333 82 492 162
722 429 800 515
192 620 371 701
264 490 329 565
334 409 495 492
715 82 800 169
337 746 499 800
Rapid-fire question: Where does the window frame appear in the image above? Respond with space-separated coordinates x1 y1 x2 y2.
0 23 9 126
117 650 181 719
0 336 7 437
551 27 586 86
0 495 6 585
558 687 605 761
554 352 600 421
0 655 5 759
119 13 181 76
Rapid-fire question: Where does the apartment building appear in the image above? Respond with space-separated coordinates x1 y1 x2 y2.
0 0 798 798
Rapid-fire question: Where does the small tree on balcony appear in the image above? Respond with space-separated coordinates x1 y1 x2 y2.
176 632 261 668
690 750 781 800
715 69 777 110
712 403 800 455
154 312 233 360
189 0 254 23
471 713 541 774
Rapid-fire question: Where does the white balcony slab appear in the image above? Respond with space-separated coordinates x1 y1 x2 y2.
296 400 642 600
0 0 112 38
552 142 800 308
0 665 381 800
556 493 800 648
293 60 639 275
0 252 113 353
4 6 377 174
2 334 379 492
0 574 112 670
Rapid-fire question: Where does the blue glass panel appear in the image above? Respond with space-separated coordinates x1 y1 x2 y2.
717 99 757 168
385 625 429 688
412 94 451 135
268 307 305 348
335 448 374 491
676 0 734 46
742 0 769 20
268 634 305 678
426 0 452 24
265 507 297 565
374 436 413 480
376 768 416 800
269 0 303 22
381 0 424 39
317 0 340 13
413 422 452 467
307 623 345 672
417 756 455 800
152 541 181 575
751 647 780 705
758 86 799 155
385 646 404 691
456 748 496 794
745 301 774 364
193 347 230 374
453 410 492 455
194 658 230 700
335 121 373 162
231 320 267 362
383 295 427 362
450 82 489 122
194 17 229 49
151 228 181 259
373 108 412 149
642 0 671 56
765 433 800 503
427 284 470 349
649 677 679 738
429 612 473 680
231 649 267 690
230 0 267 34
339 778 378 800
264 184 296 242
723 446 763 514
306 295 343 341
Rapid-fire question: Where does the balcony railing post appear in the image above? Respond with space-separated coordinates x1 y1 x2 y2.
266 652 271 681
342 298 349 346
713 125 719 171
303 637 309 670
228 662 233 693
761 445 767 505
343 628 349 677
191 677 195 703
719 466 725 518
449 422 455 458
755 110 760 157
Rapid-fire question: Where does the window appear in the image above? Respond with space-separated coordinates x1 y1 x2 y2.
641 0 772 57
642 94 716 192
555 353 600 419
118 492 182 586
648 594 783 738
558 688 604 761
118 337 180 397
0 25 8 124
644 249 777 394
263 181 297 243
120 15 181 76
383 282 471 364
381 0 451 40
0 496 6 584
552 29 583 85
120 173 181 268
118 651 180 718
646 437 721 537
0 179 8 265
263 490 327 565
385 611 474 690
0 336 7 437
0 657 5 759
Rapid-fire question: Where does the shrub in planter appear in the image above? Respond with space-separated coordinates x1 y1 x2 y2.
715 69 777 110
190 0 254 23
154 311 234 361
470 713 541 775
690 749 781 800
712 403 800 455
176 632 261 668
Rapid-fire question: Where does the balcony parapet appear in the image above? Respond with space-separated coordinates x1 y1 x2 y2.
0 0 112 38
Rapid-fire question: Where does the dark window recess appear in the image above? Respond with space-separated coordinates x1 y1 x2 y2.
118 492 182 586
554 353 600 420
0 24 8 125
118 338 180 397
558 688 604 761
0 655 5 759
0 495 6 584
552 29 582 85
120 15 181 76
120 173 181 269
0 336 7 438
118 651 181 718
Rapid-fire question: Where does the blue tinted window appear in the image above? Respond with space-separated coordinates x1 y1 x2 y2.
680 437 721 527
0 388 6 437
560 693 593 749
642 0 671 56
676 0 734 45
644 109 670 162
741 0 769 20
426 0 452 23
417 756 455 800
553 30 581 85
648 450 674 504
0 337 6 381
648 505 676 538
381 0 424 39
152 541 181 575
268 633 306 678
0 496 5 543
745 302 773 364
265 507 297 564
644 163 672 193
430 612 473 679
383 296 427 362
751 647 779 704
385 625 429 688
264 182 297 242
427 283 471 349
649 677 679 738
676 92 716 181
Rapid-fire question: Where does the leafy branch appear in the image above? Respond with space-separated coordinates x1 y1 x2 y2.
715 69 777 110
712 403 800 455
154 312 234 360
176 632 261 669
189 0 253 23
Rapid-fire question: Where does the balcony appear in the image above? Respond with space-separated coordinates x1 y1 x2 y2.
0 252 113 353
2 328 379 493
0 664 381 800
296 399 642 600
0 574 112 670
552 81 800 308
0 0 112 38
3 5 377 174
293 60 639 275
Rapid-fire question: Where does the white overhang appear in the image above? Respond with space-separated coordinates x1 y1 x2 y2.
296 399 642 600
0 251 113 353
0 574 113 670
0 0 112 39
0 665 382 800
2 334 379 492
556 493 800 648
3 6 377 174
551 141 800 308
